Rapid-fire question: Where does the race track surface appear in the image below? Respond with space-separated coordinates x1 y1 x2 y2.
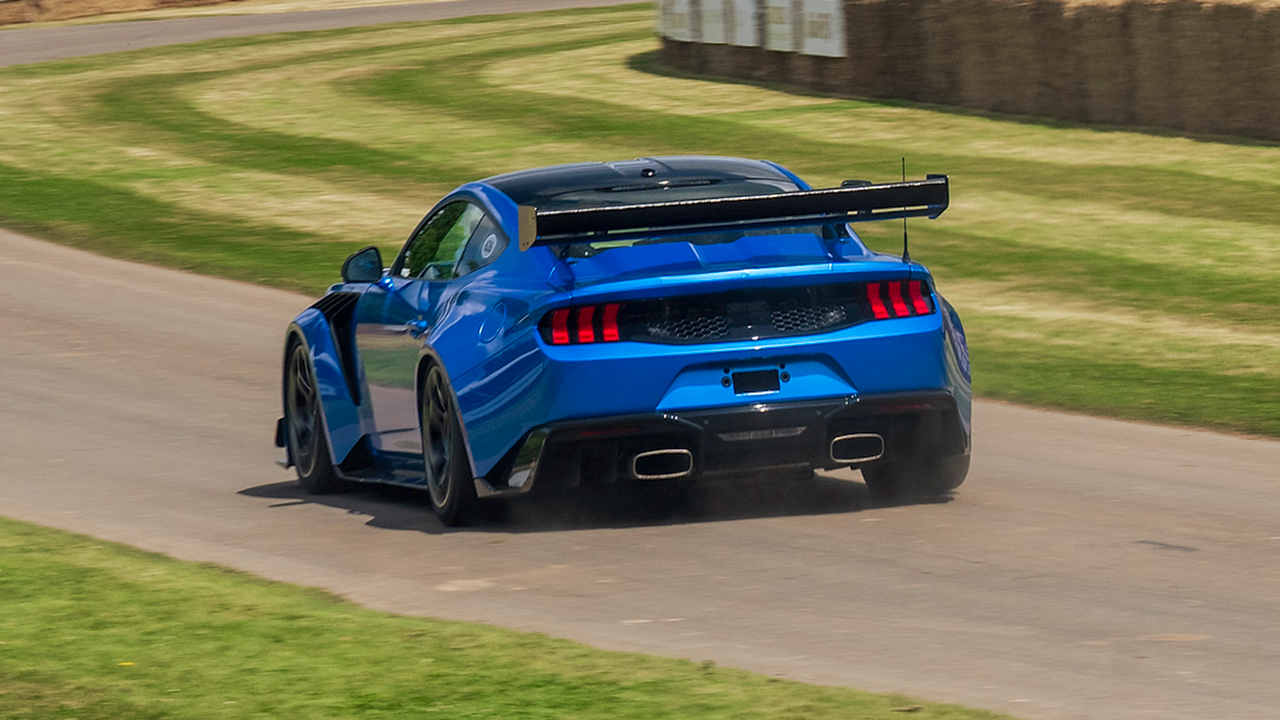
0 0 638 66
3 5 1280 720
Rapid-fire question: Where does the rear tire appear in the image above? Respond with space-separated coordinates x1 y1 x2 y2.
421 364 476 526
285 340 343 494
862 453 969 500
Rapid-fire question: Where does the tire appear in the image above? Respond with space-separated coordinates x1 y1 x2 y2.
285 339 343 494
862 453 969 500
421 363 476 526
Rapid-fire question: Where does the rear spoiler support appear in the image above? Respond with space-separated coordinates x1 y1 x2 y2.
518 175 948 251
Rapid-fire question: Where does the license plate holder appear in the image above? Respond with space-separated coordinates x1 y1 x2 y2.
732 369 780 395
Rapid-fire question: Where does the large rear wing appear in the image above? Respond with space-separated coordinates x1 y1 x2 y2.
518 175 948 251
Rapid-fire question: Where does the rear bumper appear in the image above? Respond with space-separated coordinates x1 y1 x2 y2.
475 391 968 498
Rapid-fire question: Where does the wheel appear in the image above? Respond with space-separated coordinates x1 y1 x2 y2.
862 453 969 500
285 340 343 494
421 363 476 526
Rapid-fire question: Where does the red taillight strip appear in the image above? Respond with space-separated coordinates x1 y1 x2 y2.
887 281 910 318
576 305 596 344
601 303 620 342
551 308 571 345
546 303 625 345
867 283 890 320
869 280 933 321
909 281 932 315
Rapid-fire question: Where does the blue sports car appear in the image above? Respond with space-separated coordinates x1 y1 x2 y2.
276 156 971 525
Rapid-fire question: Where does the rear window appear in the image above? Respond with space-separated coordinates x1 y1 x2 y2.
537 177 799 210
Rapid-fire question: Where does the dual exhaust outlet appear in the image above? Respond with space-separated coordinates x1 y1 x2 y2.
632 449 695 480
628 432 885 481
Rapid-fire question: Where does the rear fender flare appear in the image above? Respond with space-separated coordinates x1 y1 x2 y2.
415 346 479 480
936 295 972 440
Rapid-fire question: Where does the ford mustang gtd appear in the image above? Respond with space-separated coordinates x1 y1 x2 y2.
276 156 972 525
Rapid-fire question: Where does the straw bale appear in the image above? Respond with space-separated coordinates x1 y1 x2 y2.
640 0 1280 141
1 0 232 24
0 0 26 24
844 0 896 96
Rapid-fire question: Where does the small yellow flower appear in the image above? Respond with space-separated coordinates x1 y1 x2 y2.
117 662 135 666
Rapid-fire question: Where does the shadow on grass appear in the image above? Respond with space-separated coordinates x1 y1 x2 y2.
239 471 952 535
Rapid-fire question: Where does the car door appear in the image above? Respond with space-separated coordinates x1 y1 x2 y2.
354 201 486 460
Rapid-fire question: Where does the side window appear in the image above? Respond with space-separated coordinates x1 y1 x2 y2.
398 202 485 280
453 214 509 279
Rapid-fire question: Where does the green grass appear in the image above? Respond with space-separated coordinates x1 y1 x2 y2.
0 515 1013 719
0 3 1277 434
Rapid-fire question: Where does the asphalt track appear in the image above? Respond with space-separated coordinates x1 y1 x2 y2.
3 4 1280 719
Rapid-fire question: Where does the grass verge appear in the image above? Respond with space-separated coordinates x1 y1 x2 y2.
0 4 1276 434
0 515 1014 719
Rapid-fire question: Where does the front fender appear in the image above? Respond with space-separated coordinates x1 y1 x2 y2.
287 309 363 466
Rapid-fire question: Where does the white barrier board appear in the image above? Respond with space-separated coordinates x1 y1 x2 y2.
727 0 759 47
763 0 794 52
801 0 846 57
658 0 693 42
701 0 727 44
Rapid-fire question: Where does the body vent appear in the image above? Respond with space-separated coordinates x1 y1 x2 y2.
649 314 730 341
770 305 847 334
310 292 361 404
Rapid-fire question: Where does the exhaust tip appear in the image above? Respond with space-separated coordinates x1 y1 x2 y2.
830 433 885 464
632 449 694 480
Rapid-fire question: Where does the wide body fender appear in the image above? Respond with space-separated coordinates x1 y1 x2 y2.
937 294 973 440
286 308 364 467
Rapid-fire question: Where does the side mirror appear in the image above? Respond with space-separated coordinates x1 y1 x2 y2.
341 246 383 284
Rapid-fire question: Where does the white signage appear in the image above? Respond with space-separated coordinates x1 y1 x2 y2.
801 0 846 57
659 0 693 42
664 0 845 56
763 0 795 52
727 0 759 47
701 0 727 44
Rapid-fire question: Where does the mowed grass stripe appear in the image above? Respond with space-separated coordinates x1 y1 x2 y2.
860 224 1279 325
0 4 1275 435
0 163 348 293
0 515 1014 719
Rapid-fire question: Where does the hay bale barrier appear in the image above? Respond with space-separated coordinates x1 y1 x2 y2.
660 0 1280 141
0 0 237 25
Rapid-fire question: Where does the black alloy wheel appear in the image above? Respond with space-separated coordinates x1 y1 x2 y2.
421 364 476 525
286 340 342 494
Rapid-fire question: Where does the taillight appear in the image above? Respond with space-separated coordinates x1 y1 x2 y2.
540 302 625 345
601 303 620 342
576 305 596 344
866 280 934 320
908 281 931 315
550 308 571 345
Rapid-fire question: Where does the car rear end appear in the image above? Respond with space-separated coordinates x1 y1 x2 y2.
499 262 968 491
473 163 969 497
